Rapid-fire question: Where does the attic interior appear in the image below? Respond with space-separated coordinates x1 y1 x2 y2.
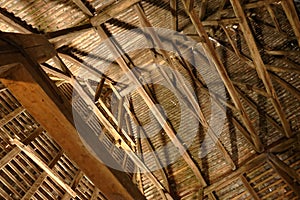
0 0 300 199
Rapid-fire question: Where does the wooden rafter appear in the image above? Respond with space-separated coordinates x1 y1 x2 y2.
135 3 236 170
0 7 39 34
90 0 140 27
229 0 292 138
240 174 261 200
21 150 64 200
268 153 300 197
95 25 207 187
170 0 178 30
72 0 93 16
281 0 300 46
180 0 264 153
210 37 300 103
110 83 171 192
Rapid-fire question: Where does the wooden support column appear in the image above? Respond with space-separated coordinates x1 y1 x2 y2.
281 0 300 46
95 25 207 187
229 0 292 138
0 32 145 200
180 0 264 152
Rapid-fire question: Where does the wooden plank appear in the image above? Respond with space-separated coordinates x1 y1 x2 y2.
180 0 264 152
281 0 300 46
90 0 140 26
229 0 292 138
96 25 207 187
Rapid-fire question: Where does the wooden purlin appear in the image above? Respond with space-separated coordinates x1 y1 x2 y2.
95 25 207 187
180 0 264 153
229 0 292 138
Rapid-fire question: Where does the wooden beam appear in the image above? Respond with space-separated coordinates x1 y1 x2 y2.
265 4 281 32
11 139 77 198
204 153 267 195
0 33 145 200
240 174 261 200
229 0 292 138
170 0 178 30
0 7 39 34
281 0 300 47
268 155 300 197
268 153 300 184
21 151 64 200
90 0 140 26
199 0 208 20
72 0 93 16
135 3 236 170
0 148 21 170
95 25 207 187
210 37 300 104
180 0 264 153
110 83 171 192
